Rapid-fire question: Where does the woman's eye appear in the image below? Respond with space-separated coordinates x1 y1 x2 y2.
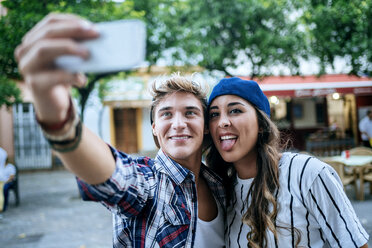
230 109 242 114
209 112 219 118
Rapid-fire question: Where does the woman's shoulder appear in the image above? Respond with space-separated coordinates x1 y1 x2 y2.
280 152 327 172
279 152 329 192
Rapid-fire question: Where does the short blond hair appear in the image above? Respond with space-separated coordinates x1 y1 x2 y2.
149 73 208 148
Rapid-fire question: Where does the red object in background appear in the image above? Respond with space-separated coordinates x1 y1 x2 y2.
345 150 350 159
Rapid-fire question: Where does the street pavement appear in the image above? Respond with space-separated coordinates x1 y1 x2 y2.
0 169 371 248
0 169 112 248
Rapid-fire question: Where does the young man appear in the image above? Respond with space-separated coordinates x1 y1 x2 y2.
359 110 372 148
0 148 17 212
15 13 225 247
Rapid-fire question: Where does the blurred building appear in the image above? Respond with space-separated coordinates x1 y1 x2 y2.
243 74 372 155
1 72 371 170
0 82 52 170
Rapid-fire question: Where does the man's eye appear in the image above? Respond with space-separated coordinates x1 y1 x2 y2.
161 112 171 117
186 111 196 116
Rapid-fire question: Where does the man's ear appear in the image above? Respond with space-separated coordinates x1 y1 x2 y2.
152 123 157 136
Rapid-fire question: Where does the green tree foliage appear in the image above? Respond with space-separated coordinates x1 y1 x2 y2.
172 0 307 78
132 0 190 69
301 0 372 75
0 0 142 80
0 0 144 117
0 75 21 108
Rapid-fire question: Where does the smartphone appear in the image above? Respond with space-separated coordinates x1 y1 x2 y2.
55 19 146 74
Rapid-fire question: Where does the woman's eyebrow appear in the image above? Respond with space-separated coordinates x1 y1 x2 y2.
227 102 245 107
210 101 245 111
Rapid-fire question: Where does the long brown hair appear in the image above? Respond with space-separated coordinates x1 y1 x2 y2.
206 107 282 248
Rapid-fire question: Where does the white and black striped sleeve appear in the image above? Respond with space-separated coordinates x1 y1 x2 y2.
304 167 369 248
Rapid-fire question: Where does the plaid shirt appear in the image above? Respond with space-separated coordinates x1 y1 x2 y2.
77 145 226 248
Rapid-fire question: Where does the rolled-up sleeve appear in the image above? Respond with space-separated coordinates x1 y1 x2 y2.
77 145 158 219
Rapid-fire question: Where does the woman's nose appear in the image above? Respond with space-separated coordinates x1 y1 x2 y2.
218 115 231 128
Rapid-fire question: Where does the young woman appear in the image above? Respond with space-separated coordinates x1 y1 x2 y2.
206 77 369 248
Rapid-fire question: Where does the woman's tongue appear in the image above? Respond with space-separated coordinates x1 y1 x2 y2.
220 138 236 151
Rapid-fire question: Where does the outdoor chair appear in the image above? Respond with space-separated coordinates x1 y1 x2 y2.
349 146 372 156
362 163 372 195
322 159 357 192
7 157 20 206
350 146 372 177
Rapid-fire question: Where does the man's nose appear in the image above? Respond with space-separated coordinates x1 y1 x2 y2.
172 113 187 129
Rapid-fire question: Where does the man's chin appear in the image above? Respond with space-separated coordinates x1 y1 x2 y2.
166 149 192 161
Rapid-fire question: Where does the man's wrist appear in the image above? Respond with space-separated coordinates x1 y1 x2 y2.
36 98 74 133
36 97 83 153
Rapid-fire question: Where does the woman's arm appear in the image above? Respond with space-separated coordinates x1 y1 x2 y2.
306 166 369 247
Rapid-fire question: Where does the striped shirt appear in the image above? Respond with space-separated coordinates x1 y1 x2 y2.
226 152 369 248
77 145 226 248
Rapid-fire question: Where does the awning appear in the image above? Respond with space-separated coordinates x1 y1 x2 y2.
240 74 372 97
